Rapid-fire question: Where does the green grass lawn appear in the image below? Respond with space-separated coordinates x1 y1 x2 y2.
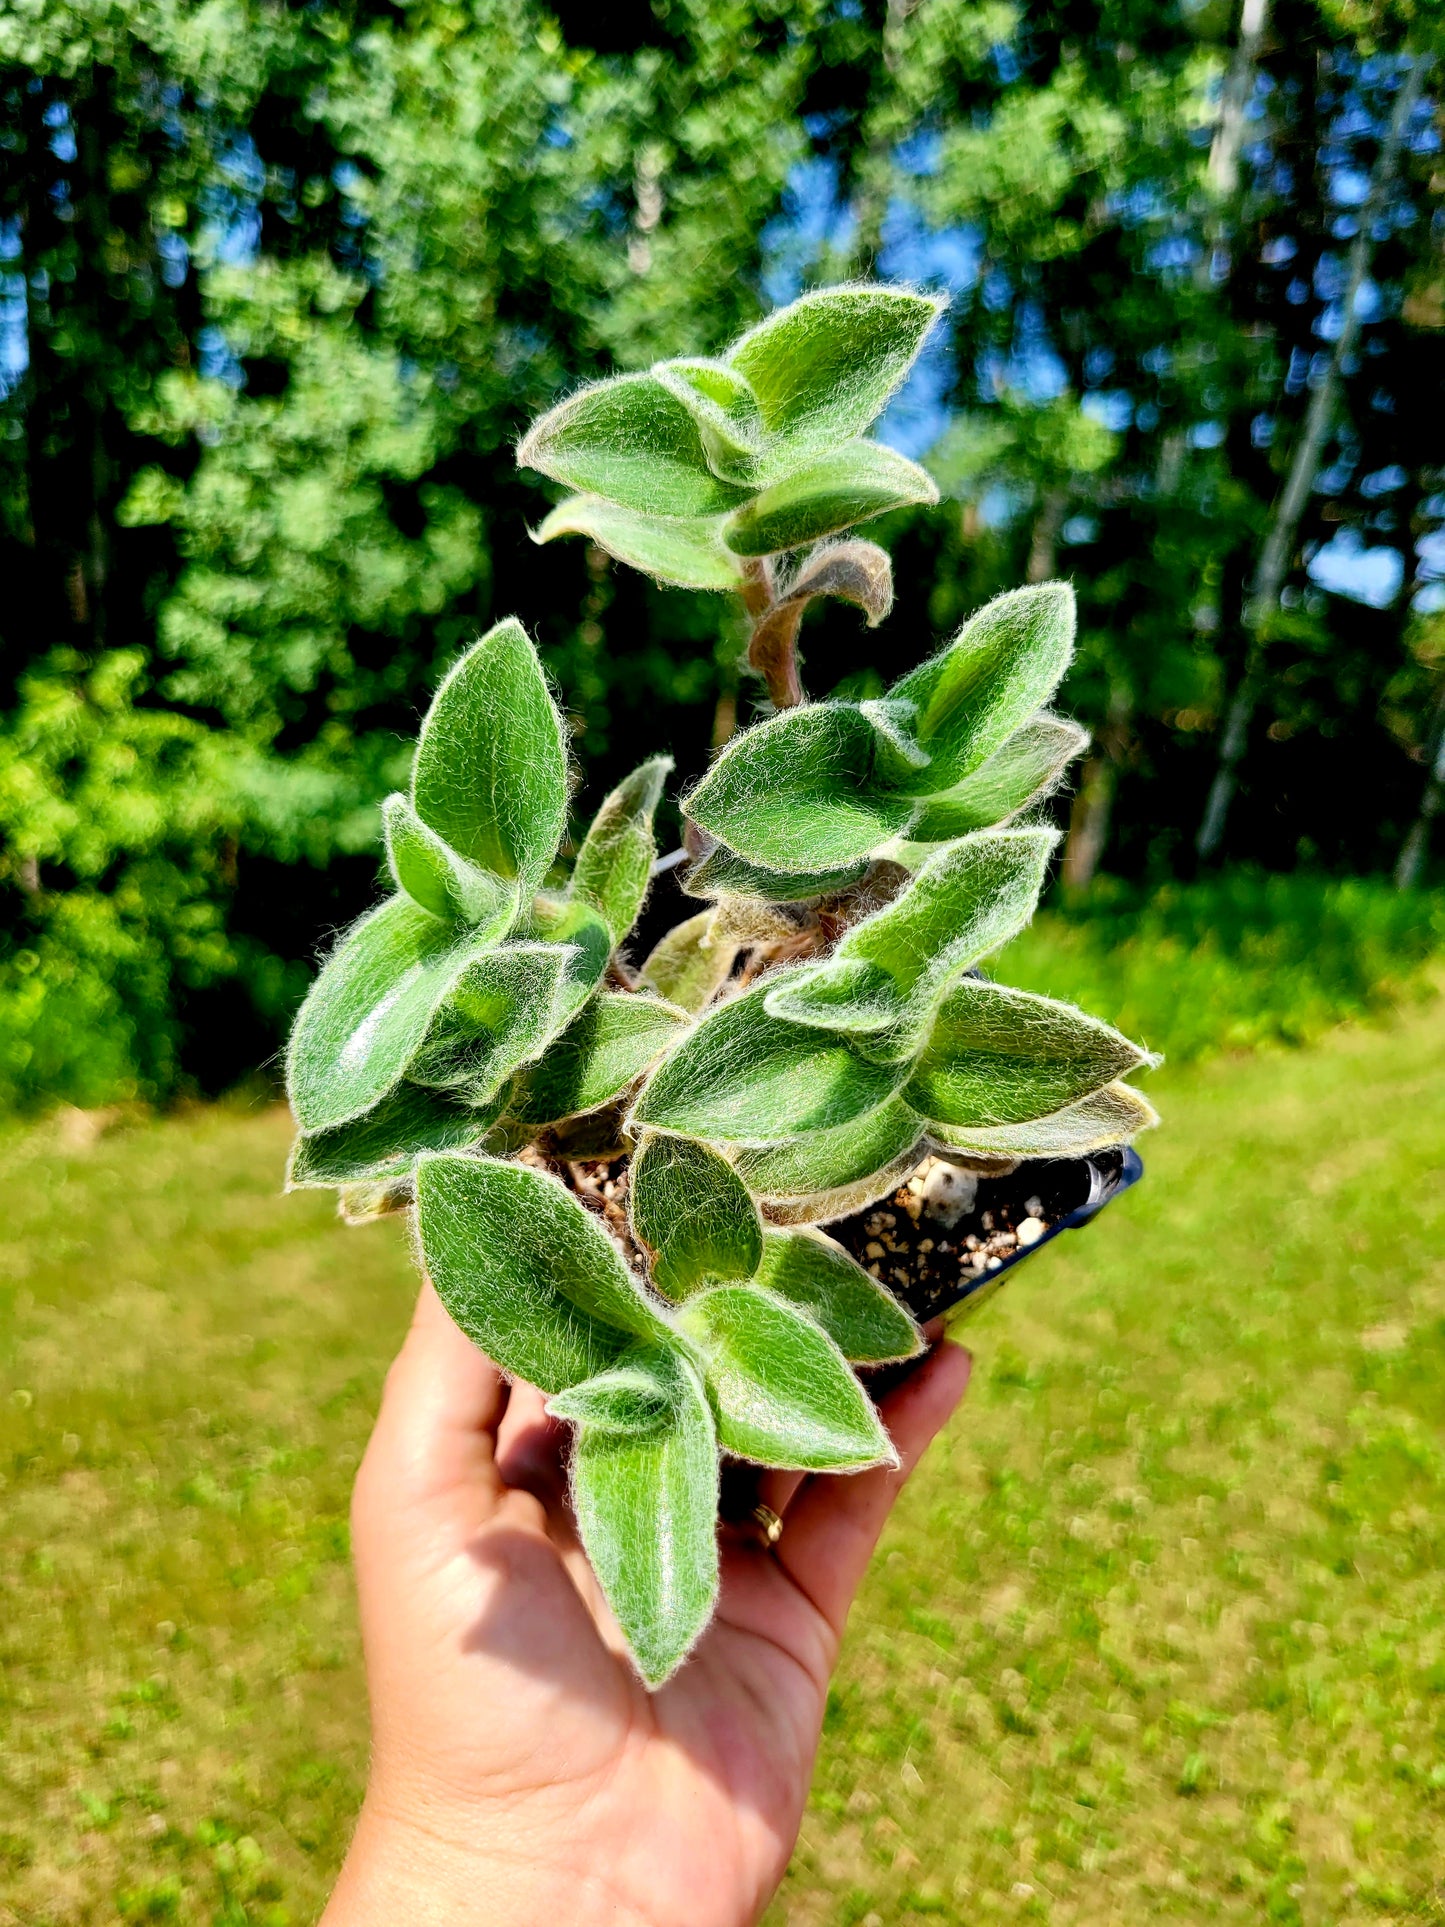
3 994 1443 1925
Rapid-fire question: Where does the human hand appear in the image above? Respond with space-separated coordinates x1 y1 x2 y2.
322 1280 970 1927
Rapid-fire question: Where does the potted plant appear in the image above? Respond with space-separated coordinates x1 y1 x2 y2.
284 285 1158 1685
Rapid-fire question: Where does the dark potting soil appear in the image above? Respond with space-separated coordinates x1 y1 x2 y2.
826 1148 1131 1325
539 1138 1130 1329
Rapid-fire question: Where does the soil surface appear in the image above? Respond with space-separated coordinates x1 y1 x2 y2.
827 1148 1129 1325
529 1138 1129 1327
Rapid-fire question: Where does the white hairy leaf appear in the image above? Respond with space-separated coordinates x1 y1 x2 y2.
517 371 752 516
507 992 690 1125
629 1132 763 1301
636 909 739 1014
631 970 910 1143
889 584 1076 791
416 1154 670 1392
411 619 567 896
731 1094 927 1200
287 1080 497 1188
286 896 492 1133
765 827 1056 1054
533 496 744 590
684 702 917 873
382 793 517 931
755 1229 922 1363
927 1079 1159 1157
678 1284 896 1470
906 980 1155 1128
722 441 938 556
727 284 946 479
569 1349 719 1686
570 757 672 944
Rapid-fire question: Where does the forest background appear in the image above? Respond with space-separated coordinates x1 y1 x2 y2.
2 0 1444 1114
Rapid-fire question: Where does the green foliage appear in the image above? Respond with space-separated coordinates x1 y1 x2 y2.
567 1349 719 1686
720 441 938 557
411 620 567 899
905 980 1153 1128
505 992 689 1126
628 1131 763 1300
282 284 1158 1684
416 1154 668 1390
524 285 946 584
570 758 672 946
382 795 515 931
754 1229 921 1364
630 971 913 1142
286 1082 492 1189
764 827 1056 1050
683 585 1075 880
676 1284 896 1470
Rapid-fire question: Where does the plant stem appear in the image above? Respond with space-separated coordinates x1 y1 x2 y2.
1196 50 1427 861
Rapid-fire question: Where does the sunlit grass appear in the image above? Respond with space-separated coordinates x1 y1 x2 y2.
3 992 1443 1924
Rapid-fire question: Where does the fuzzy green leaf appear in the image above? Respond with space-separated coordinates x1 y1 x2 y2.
525 895 615 1024
636 910 738 1015
678 1284 896 1470
727 285 945 477
906 713 1089 843
764 828 1056 1052
685 703 917 875
722 441 938 557
653 358 764 483
631 971 909 1143
547 1348 682 1435
412 619 568 896
382 793 517 930
408 942 571 1102
906 981 1154 1128
927 1079 1159 1158
416 1154 669 1392
758 1142 933 1230
507 992 690 1125
629 1132 763 1301
684 841 870 904
287 1081 496 1188
533 496 744 591
517 372 752 517
571 757 672 944
286 896 485 1133
732 1095 926 1201
889 584 1076 793
755 1228 921 1363
570 1350 719 1686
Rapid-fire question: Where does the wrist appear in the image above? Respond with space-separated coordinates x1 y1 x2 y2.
323 1793 661 1927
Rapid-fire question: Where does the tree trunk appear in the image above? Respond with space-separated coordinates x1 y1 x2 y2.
1395 680 1445 889
1196 51 1428 860
1026 488 1068 583
1061 684 1132 892
1209 0 1270 197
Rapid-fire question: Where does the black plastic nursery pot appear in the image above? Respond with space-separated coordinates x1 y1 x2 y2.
827 1145 1146 1337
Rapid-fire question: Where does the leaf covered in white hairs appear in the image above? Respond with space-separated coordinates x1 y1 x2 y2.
533 495 744 590
517 371 752 517
905 980 1155 1129
412 619 568 898
727 284 947 479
